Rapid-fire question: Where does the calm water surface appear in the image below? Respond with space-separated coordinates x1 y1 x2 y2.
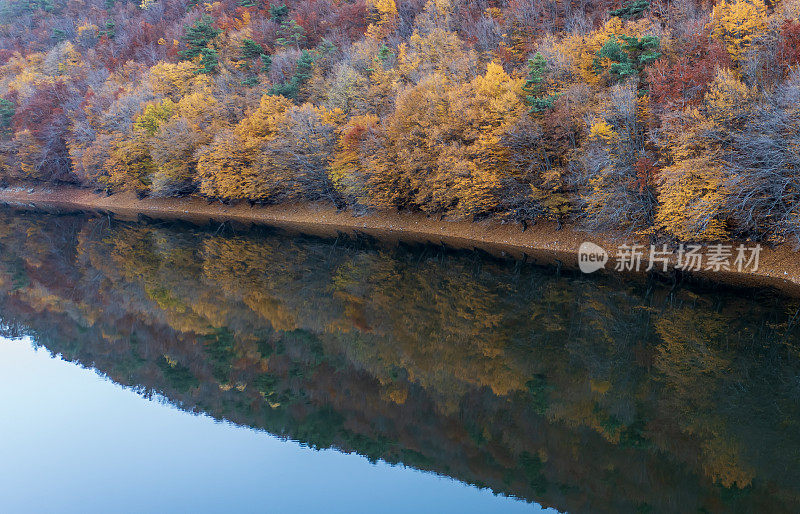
0 209 798 513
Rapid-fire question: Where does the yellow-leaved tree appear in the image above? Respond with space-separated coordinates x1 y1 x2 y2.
198 94 293 202
365 0 398 40
442 61 526 217
105 134 157 193
655 113 730 241
148 61 202 100
655 69 757 241
708 0 768 65
382 62 524 217
12 129 44 180
396 28 476 83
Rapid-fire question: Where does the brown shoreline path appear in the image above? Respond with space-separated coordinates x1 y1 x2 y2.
1 184 800 297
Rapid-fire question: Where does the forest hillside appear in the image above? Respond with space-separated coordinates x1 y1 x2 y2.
0 0 798 243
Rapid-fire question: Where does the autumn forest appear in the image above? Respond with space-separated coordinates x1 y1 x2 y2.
0 0 798 243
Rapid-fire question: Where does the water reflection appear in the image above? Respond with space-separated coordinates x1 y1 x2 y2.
0 209 798 513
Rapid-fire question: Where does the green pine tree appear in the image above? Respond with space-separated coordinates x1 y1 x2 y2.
377 44 393 63
593 35 660 84
268 50 314 100
276 19 306 49
269 4 289 23
523 53 556 113
198 46 220 74
610 0 651 20
0 98 15 139
240 38 264 60
260 54 273 73
51 28 67 42
241 76 260 87
180 14 221 69
294 49 315 84
100 18 116 39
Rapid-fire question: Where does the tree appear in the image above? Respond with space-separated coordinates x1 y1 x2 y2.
269 4 290 23
100 19 116 39
708 0 768 65
381 63 525 217
324 63 370 115
240 39 264 60
577 83 655 233
134 100 176 136
277 19 306 49
647 34 730 110
147 92 221 196
255 103 340 203
260 54 272 73
442 62 526 217
197 129 259 201
198 94 293 201
105 134 156 193
523 53 555 113
149 61 200 100
655 115 730 242
11 129 43 180
0 98 14 139
720 71 800 242
197 47 220 75
10 81 75 182
149 117 202 196
776 20 800 73
610 0 651 20
366 0 398 40
269 50 315 100
319 39 399 117
593 34 661 86
180 14 221 74
79 134 115 188
654 69 758 241
330 114 384 207
502 113 573 223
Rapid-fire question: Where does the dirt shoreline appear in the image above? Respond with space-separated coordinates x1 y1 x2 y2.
1 184 799 296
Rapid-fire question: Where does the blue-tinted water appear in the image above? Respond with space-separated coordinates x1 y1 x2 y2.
0 337 549 513
0 209 798 513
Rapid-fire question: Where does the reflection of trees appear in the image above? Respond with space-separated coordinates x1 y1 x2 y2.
0 210 798 513
329 252 530 412
653 306 747 487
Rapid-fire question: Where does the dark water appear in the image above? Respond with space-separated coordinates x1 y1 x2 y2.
0 209 798 513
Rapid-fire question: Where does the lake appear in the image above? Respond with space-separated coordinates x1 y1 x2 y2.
0 209 798 513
